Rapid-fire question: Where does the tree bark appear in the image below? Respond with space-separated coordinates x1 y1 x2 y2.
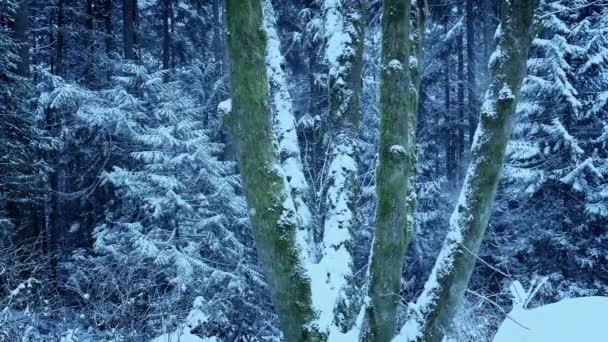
443 10 454 185
103 0 114 55
364 1 413 341
13 0 29 77
85 0 96 85
123 0 136 60
224 1 322 341
400 1 535 341
55 0 65 76
457 2 465 183
162 0 171 71
317 0 365 334
212 0 222 71
466 0 477 147
263 0 313 250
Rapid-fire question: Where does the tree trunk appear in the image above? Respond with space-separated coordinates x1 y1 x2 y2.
46 106 62 290
481 0 497 88
457 2 465 184
103 0 114 54
123 0 136 60
162 0 171 71
364 0 413 341
212 0 222 70
55 0 64 76
263 0 313 250
466 0 477 147
400 1 535 341
443 12 454 185
14 0 29 77
224 1 322 341
317 0 365 335
85 0 96 85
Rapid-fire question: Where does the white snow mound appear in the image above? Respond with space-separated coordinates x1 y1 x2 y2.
493 296 608 342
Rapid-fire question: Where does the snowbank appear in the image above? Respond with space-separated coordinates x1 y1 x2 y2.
493 296 608 342
151 330 217 342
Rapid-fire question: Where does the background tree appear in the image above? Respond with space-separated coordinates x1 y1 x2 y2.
400 0 535 340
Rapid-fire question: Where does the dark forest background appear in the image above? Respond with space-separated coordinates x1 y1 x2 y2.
0 0 606 340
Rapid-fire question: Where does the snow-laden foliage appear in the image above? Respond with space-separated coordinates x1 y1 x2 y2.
2 0 606 341
494 280 608 342
86 62 271 338
0 4 39 241
495 0 608 301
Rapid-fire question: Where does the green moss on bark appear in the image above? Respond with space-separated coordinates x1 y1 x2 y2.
414 1 534 341
365 1 413 342
224 1 322 341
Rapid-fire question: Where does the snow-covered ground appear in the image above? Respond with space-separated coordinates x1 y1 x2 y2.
493 296 608 342
151 297 218 342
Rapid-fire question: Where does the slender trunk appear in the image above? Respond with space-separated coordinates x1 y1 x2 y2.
224 1 322 340
46 106 62 290
48 0 65 288
212 0 222 69
123 0 136 60
481 0 497 88
55 0 64 76
364 0 414 341
103 0 113 82
400 1 535 341
49 14 54 75
263 0 313 264
104 0 114 54
444 16 453 184
14 0 29 77
162 0 171 81
466 0 477 147
457 3 465 183
86 0 96 85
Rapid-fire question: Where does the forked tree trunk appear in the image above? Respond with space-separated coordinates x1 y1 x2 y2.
398 0 535 341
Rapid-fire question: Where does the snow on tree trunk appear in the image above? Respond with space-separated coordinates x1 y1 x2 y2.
364 1 415 341
313 0 366 336
397 1 535 341
224 1 322 341
263 0 314 257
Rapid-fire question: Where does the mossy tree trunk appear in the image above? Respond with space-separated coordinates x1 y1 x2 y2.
364 0 413 341
224 1 322 341
401 1 535 341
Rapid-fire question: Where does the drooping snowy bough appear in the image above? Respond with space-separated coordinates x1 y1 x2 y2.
397 1 535 341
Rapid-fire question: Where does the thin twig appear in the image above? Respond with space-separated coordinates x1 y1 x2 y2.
459 242 512 279
466 289 531 331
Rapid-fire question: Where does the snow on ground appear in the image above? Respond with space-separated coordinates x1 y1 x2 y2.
151 297 218 342
493 296 608 342
151 329 217 342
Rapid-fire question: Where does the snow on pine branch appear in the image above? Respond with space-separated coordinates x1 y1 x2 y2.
323 0 356 79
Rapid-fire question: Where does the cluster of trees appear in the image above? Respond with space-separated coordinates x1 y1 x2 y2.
0 0 605 341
